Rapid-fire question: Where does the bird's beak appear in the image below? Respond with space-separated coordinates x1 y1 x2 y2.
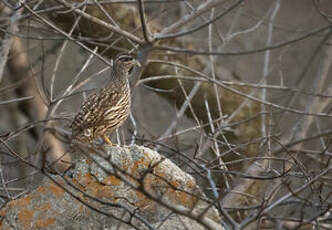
135 60 141 67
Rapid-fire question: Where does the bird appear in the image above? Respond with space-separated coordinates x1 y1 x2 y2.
71 53 140 146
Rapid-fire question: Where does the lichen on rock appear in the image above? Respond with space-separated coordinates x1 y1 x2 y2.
0 145 222 230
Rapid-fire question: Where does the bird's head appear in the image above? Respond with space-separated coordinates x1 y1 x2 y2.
114 53 141 76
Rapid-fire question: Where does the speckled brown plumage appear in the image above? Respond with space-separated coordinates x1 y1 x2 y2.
71 53 139 145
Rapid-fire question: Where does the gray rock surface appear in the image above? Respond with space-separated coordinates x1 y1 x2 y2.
0 145 223 230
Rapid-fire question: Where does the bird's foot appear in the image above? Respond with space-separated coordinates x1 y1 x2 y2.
103 135 114 146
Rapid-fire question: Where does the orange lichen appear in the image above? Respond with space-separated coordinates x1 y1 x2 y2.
18 208 33 228
34 218 55 228
170 179 180 188
95 175 122 198
87 183 100 197
72 177 87 192
11 196 32 207
103 175 121 186
186 180 195 189
0 209 7 217
134 190 155 212
174 190 195 208
131 157 149 176
48 183 64 198
142 174 155 190
37 186 46 194
153 169 170 185
97 185 114 199
75 172 94 188
147 170 197 208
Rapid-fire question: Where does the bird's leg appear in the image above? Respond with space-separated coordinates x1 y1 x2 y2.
103 134 113 146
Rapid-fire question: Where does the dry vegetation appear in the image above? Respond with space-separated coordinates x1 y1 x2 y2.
0 0 332 229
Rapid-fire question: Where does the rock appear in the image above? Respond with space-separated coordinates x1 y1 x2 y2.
0 145 223 230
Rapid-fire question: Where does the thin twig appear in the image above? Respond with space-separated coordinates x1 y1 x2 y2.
137 0 151 42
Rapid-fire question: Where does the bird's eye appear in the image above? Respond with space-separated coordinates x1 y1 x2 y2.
119 56 133 62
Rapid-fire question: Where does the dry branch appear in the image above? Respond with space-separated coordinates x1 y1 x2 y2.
43 0 262 160
7 36 70 172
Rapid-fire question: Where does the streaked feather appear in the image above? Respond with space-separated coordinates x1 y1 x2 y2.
71 53 136 143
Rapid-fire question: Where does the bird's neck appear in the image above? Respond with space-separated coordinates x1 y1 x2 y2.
110 68 127 82
109 69 129 88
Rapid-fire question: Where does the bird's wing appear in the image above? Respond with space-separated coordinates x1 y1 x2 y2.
71 88 121 134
